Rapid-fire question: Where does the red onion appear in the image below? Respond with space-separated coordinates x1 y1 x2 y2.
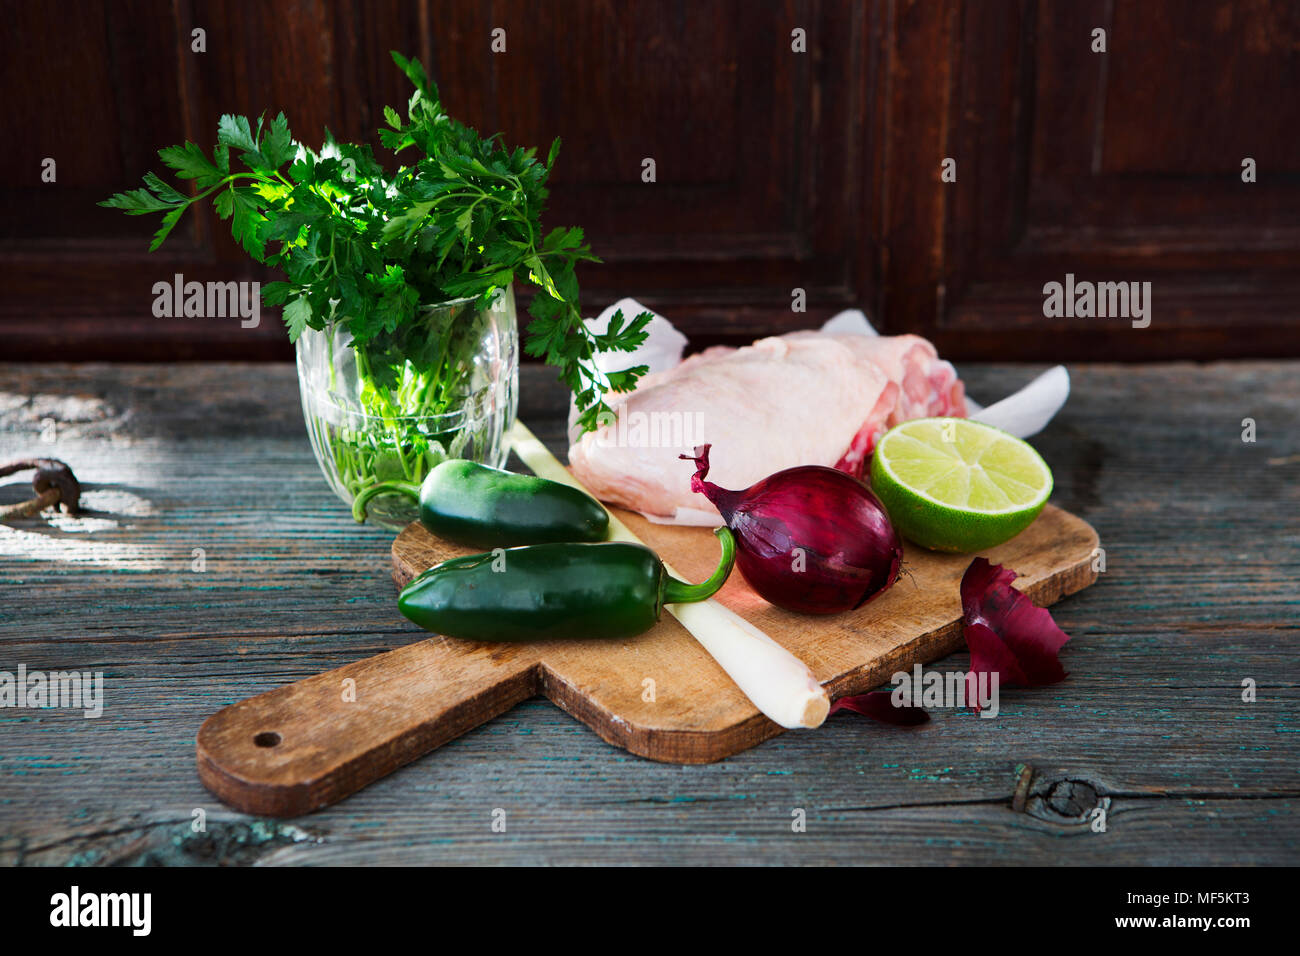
681 445 903 615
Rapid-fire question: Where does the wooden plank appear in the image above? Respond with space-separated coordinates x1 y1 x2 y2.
2 1 882 358
1 361 1298 863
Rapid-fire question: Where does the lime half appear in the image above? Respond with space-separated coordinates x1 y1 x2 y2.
870 418 1053 552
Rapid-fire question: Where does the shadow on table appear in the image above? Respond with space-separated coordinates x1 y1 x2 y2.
0 480 160 536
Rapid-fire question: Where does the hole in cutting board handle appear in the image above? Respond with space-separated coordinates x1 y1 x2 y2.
254 731 281 748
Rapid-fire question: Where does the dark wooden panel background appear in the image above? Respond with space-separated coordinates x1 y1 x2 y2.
0 0 1297 361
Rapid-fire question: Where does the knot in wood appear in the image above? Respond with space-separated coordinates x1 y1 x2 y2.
1015 767 1110 827
1044 778 1101 819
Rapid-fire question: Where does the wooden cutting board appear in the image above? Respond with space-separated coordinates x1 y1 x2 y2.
197 504 1098 817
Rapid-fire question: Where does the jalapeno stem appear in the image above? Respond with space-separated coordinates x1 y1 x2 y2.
352 480 422 523
662 527 737 605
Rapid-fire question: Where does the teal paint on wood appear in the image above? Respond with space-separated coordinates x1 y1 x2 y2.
0 362 1298 864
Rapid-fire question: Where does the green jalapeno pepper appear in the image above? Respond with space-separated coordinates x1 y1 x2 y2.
398 527 736 641
352 459 609 547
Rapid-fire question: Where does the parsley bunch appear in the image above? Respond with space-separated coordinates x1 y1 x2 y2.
101 50 651 435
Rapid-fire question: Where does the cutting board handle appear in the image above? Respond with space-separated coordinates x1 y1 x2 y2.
196 638 539 817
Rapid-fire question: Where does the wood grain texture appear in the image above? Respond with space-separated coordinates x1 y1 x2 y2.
1 362 1297 864
6 1 1300 359
0 0 877 357
920 0 1300 360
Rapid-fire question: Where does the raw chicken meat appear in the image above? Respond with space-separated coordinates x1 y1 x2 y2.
568 329 967 519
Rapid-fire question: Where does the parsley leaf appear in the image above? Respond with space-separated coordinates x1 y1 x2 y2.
157 142 224 187
102 51 649 432
282 297 312 342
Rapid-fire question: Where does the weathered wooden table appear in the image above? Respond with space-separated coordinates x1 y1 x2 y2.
1 361 1296 865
